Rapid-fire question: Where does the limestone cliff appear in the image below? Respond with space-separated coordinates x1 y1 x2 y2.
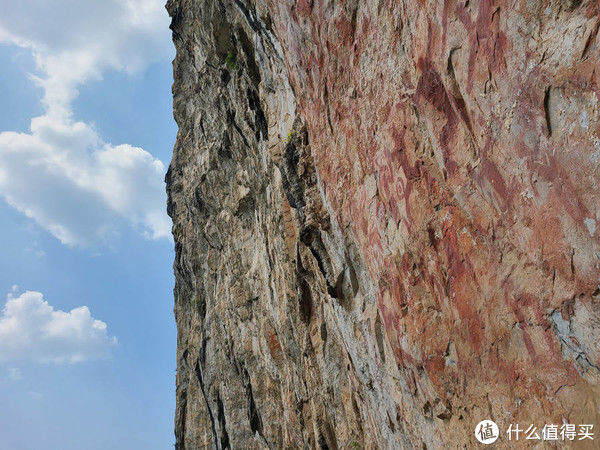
166 0 600 448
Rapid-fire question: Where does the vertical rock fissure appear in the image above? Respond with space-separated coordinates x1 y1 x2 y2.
194 360 219 449
244 369 264 439
216 392 230 449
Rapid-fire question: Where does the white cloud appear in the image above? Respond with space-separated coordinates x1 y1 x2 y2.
0 117 170 246
0 0 173 247
0 0 171 113
0 290 117 364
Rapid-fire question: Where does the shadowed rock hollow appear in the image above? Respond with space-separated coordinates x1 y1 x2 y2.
166 0 600 447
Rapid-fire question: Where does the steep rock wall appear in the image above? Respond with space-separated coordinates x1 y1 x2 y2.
166 0 600 448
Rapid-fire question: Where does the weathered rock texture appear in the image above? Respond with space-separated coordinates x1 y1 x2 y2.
166 0 600 447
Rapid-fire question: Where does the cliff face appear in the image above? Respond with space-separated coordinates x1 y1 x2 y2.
166 0 600 448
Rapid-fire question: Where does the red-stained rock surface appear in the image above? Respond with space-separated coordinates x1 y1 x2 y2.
274 0 600 433
168 0 600 447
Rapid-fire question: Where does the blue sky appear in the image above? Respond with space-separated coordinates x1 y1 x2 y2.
0 1 177 448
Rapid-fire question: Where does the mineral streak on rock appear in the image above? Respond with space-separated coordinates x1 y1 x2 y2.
166 0 600 448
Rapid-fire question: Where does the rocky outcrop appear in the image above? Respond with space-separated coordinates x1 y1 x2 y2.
166 0 600 447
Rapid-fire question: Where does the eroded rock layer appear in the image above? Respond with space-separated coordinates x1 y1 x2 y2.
166 0 600 447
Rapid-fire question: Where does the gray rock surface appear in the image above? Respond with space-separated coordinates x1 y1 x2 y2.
166 1 403 447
